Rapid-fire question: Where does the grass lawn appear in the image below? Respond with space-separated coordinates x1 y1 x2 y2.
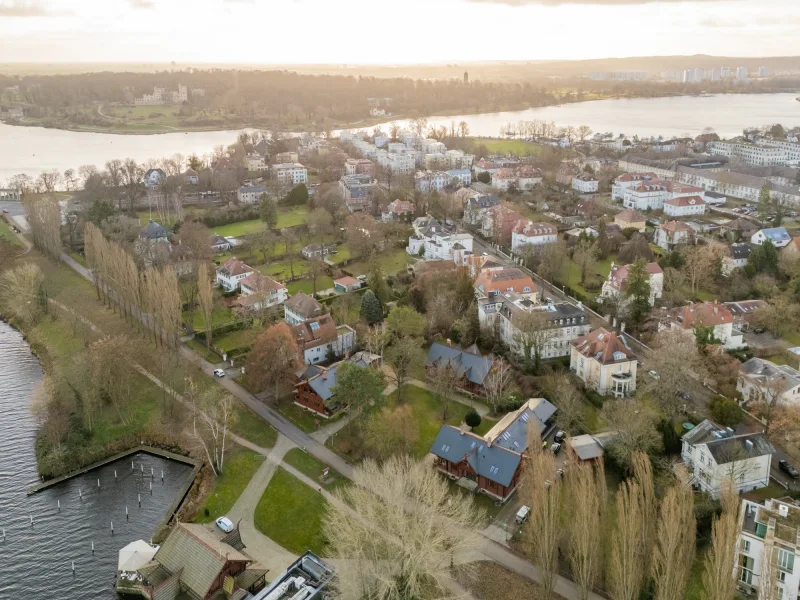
287 275 334 295
0 219 21 245
327 244 353 264
186 302 235 332
254 467 330 555
695 288 715 302
214 327 262 353
186 338 222 364
275 395 342 433
783 330 800 347
68 251 87 267
258 259 312 280
283 448 348 491
561 255 615 298
473 138 543 157
329 385 476 461
346 248 412 278
208 207 310 238
231 403 278 449
685 548 707 600
275 206 311 228
194 448 263 523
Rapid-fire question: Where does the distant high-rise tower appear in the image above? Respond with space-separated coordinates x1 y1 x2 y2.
464 71 469 84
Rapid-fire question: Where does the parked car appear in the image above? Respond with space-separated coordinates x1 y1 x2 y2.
551 442 562 455
215 516 234 533
648 370 660 380
779 460 800 479
213 369 226 378
753 328 766 334
554 430 566 444
516 506 531 524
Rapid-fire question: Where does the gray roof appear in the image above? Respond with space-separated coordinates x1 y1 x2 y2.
425 343 494 386
239 185 267 194
467 195 500 211
285 292 323 319
729 243 752 260
741 357 800 390
758 227 791 242
307 364 340 402
707 433 775 464
430 426 522 487
140 220 171 240
490 398 557 453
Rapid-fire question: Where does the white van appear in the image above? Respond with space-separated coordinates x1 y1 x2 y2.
515 505 531 524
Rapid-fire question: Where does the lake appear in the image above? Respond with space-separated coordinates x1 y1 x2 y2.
0 321 195 599
1 92 799 182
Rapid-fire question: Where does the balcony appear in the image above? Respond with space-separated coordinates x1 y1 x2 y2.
611 371 633 382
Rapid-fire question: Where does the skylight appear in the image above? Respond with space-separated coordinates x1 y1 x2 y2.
310 322 320 331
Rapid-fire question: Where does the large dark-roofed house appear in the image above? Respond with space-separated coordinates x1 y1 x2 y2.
424 342 496 396
429 398 556 501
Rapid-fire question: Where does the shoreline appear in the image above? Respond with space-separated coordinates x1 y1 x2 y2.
3 89 785 137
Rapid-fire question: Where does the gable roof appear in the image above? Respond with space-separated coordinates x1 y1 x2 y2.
485 398 556 452
153 523 250 598
757 227 791 242
218 258 254 278
615 208 647 223
604 262 662 293
571 328 636 364
659 220 695 235
674 301 733 328
722 217 759 232
727 243 753 260
706 433 775 464
210 235 229 247
513 220 557 237
475 267 535 295
430 426 522 487
292 315 339 351
425 342 495 386
284 291 323 319
240 272 285 294
140 220 172 240
740 357 800 391
665 195 705 207
334 276 360 287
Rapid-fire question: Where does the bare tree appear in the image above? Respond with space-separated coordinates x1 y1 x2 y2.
702 480 741 600
386 335 424 403
513 310 557 373
0 263 46 325
483 358 513 415
197 261 214 349
187 381 236 477
543 372 584 432
323 455 484 600
567 461 604 600
25 195 62 259
609 479 646 600
651 467 696 600
643 329 707 415
601 400 662 471
429 360 461 421
365 405 419 459
573 239 597 285
681 244 725 296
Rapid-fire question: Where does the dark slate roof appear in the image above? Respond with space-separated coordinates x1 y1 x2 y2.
729 243 752 260
489 398 556 453
467 195 500 211
307 364 340 401
285 291 323 319
425 343 494 386
430 426 522 487
706 433 775 464
140 220 172 240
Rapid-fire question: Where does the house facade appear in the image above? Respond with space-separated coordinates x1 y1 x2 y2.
215 258 255 292
722 243 753 275
424 342 495 396
474 267 536 300
670 301 745 350
510 221 558 253
570 328 638 397
738 357 800 406
301 243 337 259
292 315 356 365
237 185 267 204
614 208 647 232
238 272 288 310
601 261 664 306
284 292 323 325
273 163 308 185
681 419 774 497
572 175 599 194
655 220 695 251
344 158 375 176
663 195 707 217
752 227 792 248
333 276 362 293
612 172 659 201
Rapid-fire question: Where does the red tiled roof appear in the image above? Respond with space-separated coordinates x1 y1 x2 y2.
240 272 285 294
665 195 705 207
616 172 658 182
659 220 695 234
475 267 536 295
674 301 734 329
615 209 647 223
292 315 338 350
493 169 516 180
605 262 662 292
513 221 557 236
571 328 636 364
335 276 360 287
219 258 254 277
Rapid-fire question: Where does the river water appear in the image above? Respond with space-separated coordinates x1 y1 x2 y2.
1 92 798 182
0 321 194 599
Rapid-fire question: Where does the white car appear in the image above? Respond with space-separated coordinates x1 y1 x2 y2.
213 369 226 378
515 506 531 524
648 370 660 380
215 516 234 533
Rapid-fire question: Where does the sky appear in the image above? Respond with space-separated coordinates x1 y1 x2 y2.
1 0 799 64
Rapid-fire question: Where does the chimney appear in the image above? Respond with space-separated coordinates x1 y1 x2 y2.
446 338 452 346
321 370 327 381
460 423 468 435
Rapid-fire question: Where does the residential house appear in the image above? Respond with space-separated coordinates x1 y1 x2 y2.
783 236 800 256
237 272 288 311
720 217 759 241
575 199 599 218
415 170 449 193
481 205 524 245
333 276 362 293
284 292 323 325
139 220 172 244
294 353 380 417
429 398 557 501
480 293 591 360
247 154 268 172
738 357 800 405
614 208 647 232
475 159 501 175
183 168 199 185
272 163 308 185
292 315 356 365
344 158 374 176
253 139 270 156
275 151 300 164
237 184 267 205
135 522 267 600
142 168 166 189
752 227 792 248
556 164 580 187
724 299 767 330
681 419 774 497
215 258 255 292
210 235 232 253
677 165 800 204
445 149 475 169
381 199 414 222
664 195 707 217
446 168 472 187
722 243 753 275
406 217 473 260
491 169 517 191
425 153 449 170
474 267 537 300
339 174 375 207
572 175 599 194
463 193 501 228
736 498 800 599
601 261 664 306
516 165 543 190
670 301 745 350
301 243 337 259
655 220 696 251
424 342 496 396
623 180 706 211
612 172 659 201
570 328 638 397
510 221 558 253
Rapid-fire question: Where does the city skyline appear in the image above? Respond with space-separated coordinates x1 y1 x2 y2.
1 0 799 64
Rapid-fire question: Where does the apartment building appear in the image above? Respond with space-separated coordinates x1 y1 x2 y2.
572 175 599 194
511 221 558 253
663 195 707 217
272 163 308 185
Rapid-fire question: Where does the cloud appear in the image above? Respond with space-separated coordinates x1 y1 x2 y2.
0 0 70 16
467 0 740 5
130 0 155 7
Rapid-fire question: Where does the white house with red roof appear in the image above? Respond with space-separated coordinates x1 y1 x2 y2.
601 261 663 306
516 165 543 190
511 221 558 253
238 272 288 311
655 220 696 251
491 168 517 191
612 172 659 201
664 195 706 217
570 328 638 397
215 258 255 292
623 179 706 211
381 199 414 222
668 301 745 350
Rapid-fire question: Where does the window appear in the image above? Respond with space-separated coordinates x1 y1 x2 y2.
441 444 451 453
743 540 751 553
778 549 794 572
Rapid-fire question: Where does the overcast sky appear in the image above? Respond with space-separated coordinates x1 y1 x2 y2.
1 0 798 64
